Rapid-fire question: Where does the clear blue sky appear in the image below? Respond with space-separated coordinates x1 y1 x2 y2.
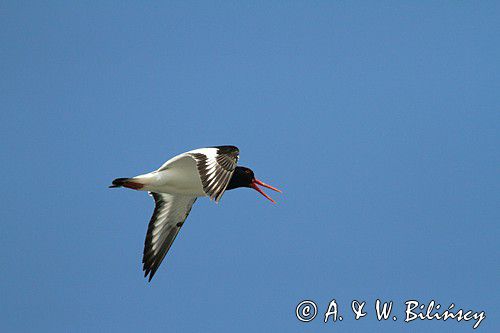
1 2 498 332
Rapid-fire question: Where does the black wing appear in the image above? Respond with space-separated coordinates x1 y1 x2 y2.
188 145 239 202
142 192 197 281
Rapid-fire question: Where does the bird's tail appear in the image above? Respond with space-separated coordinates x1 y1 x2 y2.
109 177 145 190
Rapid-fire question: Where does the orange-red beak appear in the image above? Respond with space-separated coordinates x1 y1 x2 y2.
250 179 282 203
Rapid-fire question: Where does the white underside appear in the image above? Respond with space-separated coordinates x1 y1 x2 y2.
130 152 207 197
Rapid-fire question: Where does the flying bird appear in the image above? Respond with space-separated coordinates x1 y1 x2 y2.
109 146 281 281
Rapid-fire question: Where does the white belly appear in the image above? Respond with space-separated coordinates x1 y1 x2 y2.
153 168 206 196
133 154 207 197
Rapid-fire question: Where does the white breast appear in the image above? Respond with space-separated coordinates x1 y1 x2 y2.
132 153 207 196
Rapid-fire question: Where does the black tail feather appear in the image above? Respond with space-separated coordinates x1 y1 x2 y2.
109 178 130 188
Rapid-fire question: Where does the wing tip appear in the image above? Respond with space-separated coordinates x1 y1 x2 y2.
212 145 239 156
143 264 156 282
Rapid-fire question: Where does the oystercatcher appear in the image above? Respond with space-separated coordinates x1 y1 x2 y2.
110 146 281 281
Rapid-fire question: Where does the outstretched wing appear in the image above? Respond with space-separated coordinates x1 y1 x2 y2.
188 145 239 202
142 192 197 281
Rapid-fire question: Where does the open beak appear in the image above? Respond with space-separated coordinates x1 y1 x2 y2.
250 178 282 204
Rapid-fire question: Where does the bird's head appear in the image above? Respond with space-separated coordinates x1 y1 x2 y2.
226 166 282 203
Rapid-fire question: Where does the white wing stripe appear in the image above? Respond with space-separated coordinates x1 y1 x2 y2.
188 146 239 202
142 193 197 281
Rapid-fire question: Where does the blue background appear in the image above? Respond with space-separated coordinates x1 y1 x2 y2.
1 2 498 332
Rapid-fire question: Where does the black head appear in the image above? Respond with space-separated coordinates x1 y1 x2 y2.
226 167 255 190
226 166 282 203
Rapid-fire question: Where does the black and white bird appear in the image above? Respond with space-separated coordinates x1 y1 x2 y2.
109 146 281 281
